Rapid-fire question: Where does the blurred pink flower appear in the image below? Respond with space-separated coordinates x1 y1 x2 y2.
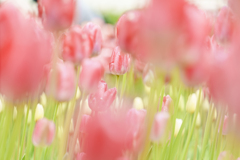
217 151 234 160
45 62 76 101
88 80 116 112
79 59 104 93
32 118 55 146
214 7 235 45
0 4 52 100
62 26 93 65
222 115 228 135
150 111 170 142
82 111 135 160
126 108 146 153
116 10 142 57
109 46 131 75
82 22 102 54
38 0 75 31
76 152 87 160
162 95 172 112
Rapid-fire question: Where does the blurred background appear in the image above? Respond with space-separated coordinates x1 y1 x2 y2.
0 0 228 24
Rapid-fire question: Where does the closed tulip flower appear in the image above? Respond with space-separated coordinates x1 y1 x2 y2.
150 111 170 142
82 22 102 54
46 62 76 101
62 26 93 65
38 0 75 31
32 118 55 146
161 95 172 112
79 59 105 93
109 46 131 75
88 80 116 112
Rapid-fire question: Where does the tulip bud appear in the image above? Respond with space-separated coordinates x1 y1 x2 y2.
217 151 234 160
32 118 55 146
150 112 170 142
35 104 44 121
46 62 76 102
162 95 172 112
143 67 155 87
62 26 93 64
82 22 102 54
13 107 17 121
38 0 75 31
196 113 201 128
186 94 197 113
109 46 131 75
178 95 185 111
0 99 4 113
202 98 210 111
133 97 144 110
40 93 47 107
144 85 151 94
79 59 105 93
27 110 32 125
174 119 183 137
88 80 117 112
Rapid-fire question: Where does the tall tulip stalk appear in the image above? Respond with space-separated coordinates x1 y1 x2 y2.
1 0 240 160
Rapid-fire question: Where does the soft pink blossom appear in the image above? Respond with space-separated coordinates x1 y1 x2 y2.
62 26 93 65
162 95 172 112
88 80 116 112
109 46 131 75
38 0 75 31
32 118 55 146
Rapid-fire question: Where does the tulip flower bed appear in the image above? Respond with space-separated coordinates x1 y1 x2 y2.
1 0 240 160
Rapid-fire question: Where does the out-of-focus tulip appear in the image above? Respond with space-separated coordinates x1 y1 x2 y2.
161 95 172 112
38 0 75 31
32 118 55 146
88 80 116 112
214 7 235 45
79 59 105 93
62 26 93 65
196 113 201 128
45 62 76 101
35 104 44 121
186 94 197 114
82 22 102 54
143 65 155 87
202 98 210 111
150 111 170 142
217 151 234 160
109 46 131 75
82 111 135 160
76 152 87 160
116 10 142 56
178 95 185 111
127 108 146 152
133 97 144 110
91 48 112 73
0 4 52 100
174 119 183 137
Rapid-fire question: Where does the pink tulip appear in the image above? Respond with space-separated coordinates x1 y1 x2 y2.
126 108 146 153
88 80 116 112
45 62 76 101
79 59 105 93
0 4 52 100
82 111 135 160
38 0 75 31
162 95 172 112
91 48 112 73
82 22 102 53
214 7 235 45
109 46 131 75
62 26 93 65
150 112 170 142
32 118 55 146
116 10 142 56
76 153 87 160
217 151 234 160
